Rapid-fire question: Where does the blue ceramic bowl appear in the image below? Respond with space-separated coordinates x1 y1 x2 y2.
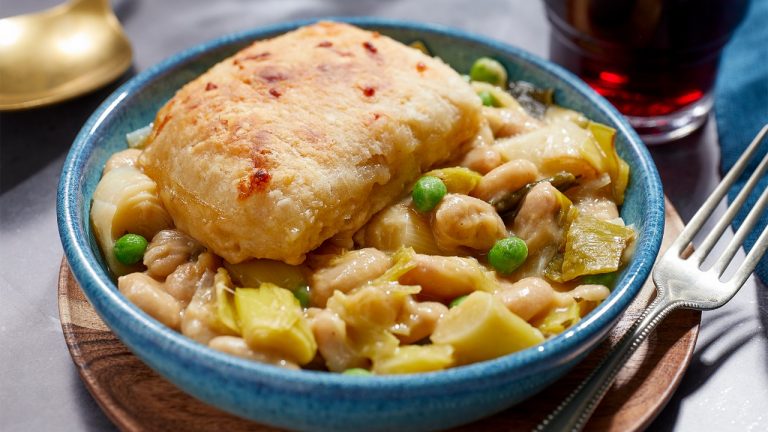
58 18 664 432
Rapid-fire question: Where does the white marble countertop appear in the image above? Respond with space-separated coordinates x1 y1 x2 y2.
1 1 766 431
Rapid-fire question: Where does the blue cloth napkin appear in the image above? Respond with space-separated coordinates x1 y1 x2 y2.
714 0 768 284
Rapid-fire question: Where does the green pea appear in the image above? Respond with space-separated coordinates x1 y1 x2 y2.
478 90 496 107
411 176 447 213
470 57 508 87
114 233 148 265
488 237 528 274
343 368 373 376
293 285 311 309
581 272 617 287
449 295 468 308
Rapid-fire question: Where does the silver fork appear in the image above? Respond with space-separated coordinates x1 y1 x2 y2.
536 124 768 432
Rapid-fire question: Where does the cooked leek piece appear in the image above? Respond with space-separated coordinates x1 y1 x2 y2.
373 247 418 284
535 301 581 337
125 123 153 149
544 105 588 127
493 120 629 205
587 121 629 204
235 283 317 365
424 167 483 195
555 188 580 229
91 166 173 276
224 259 307 290
547 215 635 282
431 291 544 365
326 286 405 362
354 330 401 363
372 345 454 374
493 121 602 178
213 268 240 334
354 203 444 256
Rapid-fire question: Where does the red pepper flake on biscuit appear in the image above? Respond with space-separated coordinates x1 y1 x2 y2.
363 41 378 54
362 86 376 97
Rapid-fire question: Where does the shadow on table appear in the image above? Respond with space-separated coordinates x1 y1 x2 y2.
647 308 762 431
647 118 720 222
282 0 386 19
759 277 768 366
114 0 141 23
69 367 119 432
0 69 135 194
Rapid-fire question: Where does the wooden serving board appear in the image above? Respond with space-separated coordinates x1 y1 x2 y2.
59 198 699 432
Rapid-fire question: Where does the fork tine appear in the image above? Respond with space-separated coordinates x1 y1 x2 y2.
713 184 768 277
729 221 768 289
670 124 768 255
693 151 768 265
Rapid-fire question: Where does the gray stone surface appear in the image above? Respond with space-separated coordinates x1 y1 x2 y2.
1 1 765 431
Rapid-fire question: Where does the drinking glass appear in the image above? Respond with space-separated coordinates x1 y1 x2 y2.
545 0 750 144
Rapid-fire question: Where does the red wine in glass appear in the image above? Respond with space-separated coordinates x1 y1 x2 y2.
545 0 750 143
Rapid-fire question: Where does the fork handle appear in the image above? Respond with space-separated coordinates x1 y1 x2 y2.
535 293 679 432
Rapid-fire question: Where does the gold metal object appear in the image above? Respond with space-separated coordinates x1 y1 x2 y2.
0 0 132 111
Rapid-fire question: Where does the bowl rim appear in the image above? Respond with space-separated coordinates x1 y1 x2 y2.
57 17 664 392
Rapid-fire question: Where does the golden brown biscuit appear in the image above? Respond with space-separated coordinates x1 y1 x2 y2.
139 22 482 264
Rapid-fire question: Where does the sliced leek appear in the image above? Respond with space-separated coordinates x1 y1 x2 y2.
373 345 454 374
431 291 543 365
236 283 317 365
125 123 153 149
587 121 629 204
91 166 173 276
355 203 444 256
547 215 635 282
424 167 483 195
373 247 418 283
493 120 629 204
213 268 240 334
544 105 588 127
224 258 307 290
535 301 581 337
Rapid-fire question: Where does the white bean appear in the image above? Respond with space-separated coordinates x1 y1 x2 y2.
103 148 142 173
458 120 501 174
309 248 391 307
569 284 611 302
208 336 299 369
180 281 222 345
483 106 541 138
471 159 539 203
494 277 555 321
144 229 204 279
512 182 562 255
118 272 182 329
432 194 507 253
164 252 218 305
309 309 367 372
399 254 496 300
395 298 448 344
460 146 502 175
